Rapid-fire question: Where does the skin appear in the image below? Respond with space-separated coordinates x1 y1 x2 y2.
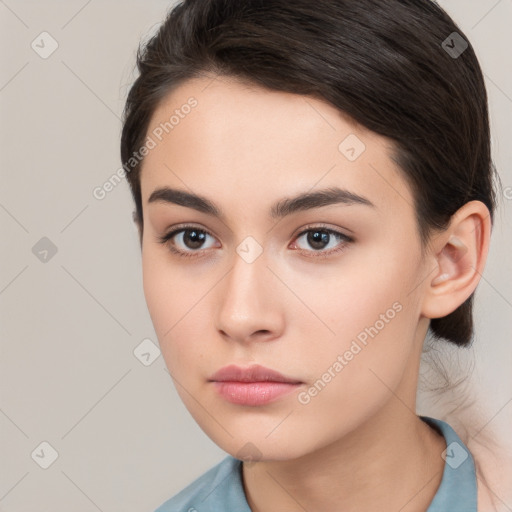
136 75 491 511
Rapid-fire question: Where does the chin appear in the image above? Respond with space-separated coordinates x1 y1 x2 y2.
206 426 315 463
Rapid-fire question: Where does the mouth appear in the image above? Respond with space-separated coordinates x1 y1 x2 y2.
208 364 303 406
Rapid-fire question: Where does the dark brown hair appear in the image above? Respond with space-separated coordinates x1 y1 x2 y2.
120 0 499 347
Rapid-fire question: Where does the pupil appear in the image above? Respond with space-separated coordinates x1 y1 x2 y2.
185 229 206 249
308 230 329 250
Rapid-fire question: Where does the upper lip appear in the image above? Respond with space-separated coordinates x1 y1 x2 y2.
209 364 302 384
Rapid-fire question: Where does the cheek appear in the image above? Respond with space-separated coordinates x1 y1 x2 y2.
293 251 413 338
141 250 208 371
290 297 416 447
290 246 421 386
142 252 174 336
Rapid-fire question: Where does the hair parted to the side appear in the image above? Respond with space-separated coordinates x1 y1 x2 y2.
121 0 499 348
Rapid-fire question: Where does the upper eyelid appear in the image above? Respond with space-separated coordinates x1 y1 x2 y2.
164 222 351 238
293 224 352 239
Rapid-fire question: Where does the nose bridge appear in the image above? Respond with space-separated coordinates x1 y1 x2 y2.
224 238 268 309
215 237 280 339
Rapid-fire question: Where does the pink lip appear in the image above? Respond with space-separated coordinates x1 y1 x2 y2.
209 364 302 406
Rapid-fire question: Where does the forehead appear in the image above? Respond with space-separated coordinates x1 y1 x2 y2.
140 75 415 221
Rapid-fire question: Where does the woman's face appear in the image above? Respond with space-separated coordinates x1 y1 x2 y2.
139 75 432 460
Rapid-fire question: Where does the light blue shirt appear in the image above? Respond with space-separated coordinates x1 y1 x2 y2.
155 416 477 511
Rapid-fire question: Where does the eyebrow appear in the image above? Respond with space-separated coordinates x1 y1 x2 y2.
147 186 375 220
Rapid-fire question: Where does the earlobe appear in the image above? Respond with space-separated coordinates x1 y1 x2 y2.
422 201 491 319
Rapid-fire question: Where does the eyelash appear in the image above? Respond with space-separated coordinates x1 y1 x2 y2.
157 224 354 260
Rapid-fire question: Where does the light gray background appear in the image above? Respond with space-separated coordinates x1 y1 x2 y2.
1 1 511 510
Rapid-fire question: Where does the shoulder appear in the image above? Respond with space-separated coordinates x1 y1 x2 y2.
154 455 246 512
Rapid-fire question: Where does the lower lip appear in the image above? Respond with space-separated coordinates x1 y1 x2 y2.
212 381 301 406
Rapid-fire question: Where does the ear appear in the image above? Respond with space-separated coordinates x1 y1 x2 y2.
421 200 491 319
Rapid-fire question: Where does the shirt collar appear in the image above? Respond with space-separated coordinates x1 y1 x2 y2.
421 415 478 512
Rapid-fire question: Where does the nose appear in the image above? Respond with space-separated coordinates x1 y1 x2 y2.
214 245 284 344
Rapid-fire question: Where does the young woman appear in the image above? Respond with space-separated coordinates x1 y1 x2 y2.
120 0 507 510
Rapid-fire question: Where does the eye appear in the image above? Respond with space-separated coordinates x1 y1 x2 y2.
290 225 353 258
157 223 353 260
157 225 218 258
